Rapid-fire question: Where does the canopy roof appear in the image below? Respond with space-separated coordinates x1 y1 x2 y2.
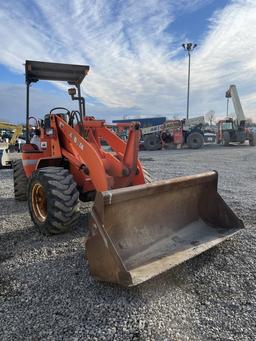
25 60 90 85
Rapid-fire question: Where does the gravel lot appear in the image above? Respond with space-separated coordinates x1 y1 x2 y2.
1 144 256 340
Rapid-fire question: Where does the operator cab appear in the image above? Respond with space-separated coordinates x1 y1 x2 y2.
24 60 90 148
220 120 234 131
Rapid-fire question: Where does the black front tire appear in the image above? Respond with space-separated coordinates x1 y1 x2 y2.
223 131 230 146
13 159 28 201
0 151 3 169
249 133 256 146
28 167 79 235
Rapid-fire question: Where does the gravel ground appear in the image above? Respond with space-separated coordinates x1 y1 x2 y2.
0 144 256 340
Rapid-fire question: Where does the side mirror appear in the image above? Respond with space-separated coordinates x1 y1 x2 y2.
68 88 76 96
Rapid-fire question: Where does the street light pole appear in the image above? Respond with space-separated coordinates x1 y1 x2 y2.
182 43 197 120
186 51 191 121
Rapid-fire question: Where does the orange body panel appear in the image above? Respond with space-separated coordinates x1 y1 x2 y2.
22 114 146 194
173 130 184 144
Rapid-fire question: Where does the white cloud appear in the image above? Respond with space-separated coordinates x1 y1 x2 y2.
0 0 255 123
0 84 141 123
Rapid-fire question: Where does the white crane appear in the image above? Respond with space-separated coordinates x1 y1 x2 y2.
225 84 246 126
217 84 255 146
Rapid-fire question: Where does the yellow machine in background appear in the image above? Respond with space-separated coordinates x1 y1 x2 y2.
0 121 24 167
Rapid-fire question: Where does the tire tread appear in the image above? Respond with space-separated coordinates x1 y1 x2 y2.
13 159 28 201
28 167 79 235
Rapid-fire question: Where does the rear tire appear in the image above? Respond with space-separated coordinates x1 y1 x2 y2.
143 134 161 151
187 132 204 149
249 133 256 146
28 167 79 235
223 131 230 146
0 152 3 169
13 159 28 201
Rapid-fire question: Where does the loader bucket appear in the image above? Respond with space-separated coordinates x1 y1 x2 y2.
86 171 244 286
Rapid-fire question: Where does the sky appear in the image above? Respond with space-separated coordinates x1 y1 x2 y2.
0 0 255 124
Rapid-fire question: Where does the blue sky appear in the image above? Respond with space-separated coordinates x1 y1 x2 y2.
0 0 255 123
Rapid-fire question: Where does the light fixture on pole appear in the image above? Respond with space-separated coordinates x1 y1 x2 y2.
182 43 197 120
225 88 231 117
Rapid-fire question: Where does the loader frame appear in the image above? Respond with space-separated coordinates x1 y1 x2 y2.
22 60 146 197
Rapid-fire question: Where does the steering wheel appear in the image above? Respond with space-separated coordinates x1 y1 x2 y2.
29 116 39 124
28 116 40 128
49 107 70 115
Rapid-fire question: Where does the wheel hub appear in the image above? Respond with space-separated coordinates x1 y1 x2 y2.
32 183 47 222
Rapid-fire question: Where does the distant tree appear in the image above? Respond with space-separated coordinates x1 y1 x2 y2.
205 110 216 125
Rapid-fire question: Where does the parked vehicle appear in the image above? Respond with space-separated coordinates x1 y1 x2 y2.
13 60 244 286
141 116 205 150
217 85 256 146
0 121 24 167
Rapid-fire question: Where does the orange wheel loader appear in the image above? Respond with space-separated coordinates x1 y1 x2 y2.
13 60 244 286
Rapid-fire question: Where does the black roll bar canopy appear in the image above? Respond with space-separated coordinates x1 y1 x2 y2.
25 60 90 142
25 60 90 84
